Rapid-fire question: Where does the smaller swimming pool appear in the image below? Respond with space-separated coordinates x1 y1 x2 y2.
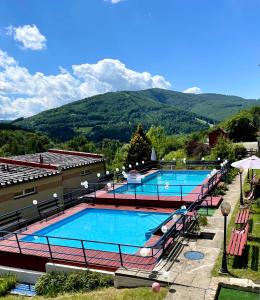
111 170 210 197
22 208 171 254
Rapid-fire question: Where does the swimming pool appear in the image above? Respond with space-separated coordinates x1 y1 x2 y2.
22 208 170 254
112 170 210 197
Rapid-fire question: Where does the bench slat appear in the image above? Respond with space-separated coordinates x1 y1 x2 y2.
227 224 249 256
235 209 250 224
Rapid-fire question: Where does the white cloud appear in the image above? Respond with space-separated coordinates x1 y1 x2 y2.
6 24 46 50
0 49 171 119
105 0 124 4
183 86 202 94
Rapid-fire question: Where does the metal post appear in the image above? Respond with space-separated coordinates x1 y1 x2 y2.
157 184 159 200
94 184 96 199
15 233 22 254
118 244 123 267
46 236 53 260
239 172 244 206
113 183 116 201
180 185 183 201
220 215 228 273
134 186 136 200
81 240 87 266
182 215 185 233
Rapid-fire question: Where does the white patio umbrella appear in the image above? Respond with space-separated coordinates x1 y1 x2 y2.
231 155 260 170
151 148 157 161
231 155 260 206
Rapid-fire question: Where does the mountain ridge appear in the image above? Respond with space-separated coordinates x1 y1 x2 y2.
13 88 259 142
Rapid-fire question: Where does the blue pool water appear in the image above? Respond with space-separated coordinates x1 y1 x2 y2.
22 208 170 254
113 170 210 197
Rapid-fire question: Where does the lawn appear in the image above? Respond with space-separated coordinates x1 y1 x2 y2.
0 287 168 300
212 175 260 282
217 287 260 300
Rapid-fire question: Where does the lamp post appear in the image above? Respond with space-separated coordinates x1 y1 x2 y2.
220 201 231 274
238 168 244 206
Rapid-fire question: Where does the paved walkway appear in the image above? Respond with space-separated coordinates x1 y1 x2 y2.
164 172 252 300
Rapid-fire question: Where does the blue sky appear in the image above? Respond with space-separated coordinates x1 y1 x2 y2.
0 0 260 119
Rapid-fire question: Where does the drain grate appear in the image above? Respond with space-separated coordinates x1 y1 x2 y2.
184 251 204 260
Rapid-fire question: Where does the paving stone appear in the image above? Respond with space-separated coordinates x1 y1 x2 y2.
165 285 206 300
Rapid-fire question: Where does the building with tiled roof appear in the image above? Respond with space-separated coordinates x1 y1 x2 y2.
0 149 105 216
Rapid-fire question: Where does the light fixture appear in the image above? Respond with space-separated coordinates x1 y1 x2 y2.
161 225 168 233
122 166 126 170
106 170 110 175
81 181 89 189
220 201 231 217
136 162 139 166
129 164 132 168
33 200 38 205
97 173 101 178
140 247 150 257
53 193 58 198
220 201 231 274
142 161 144 164
116 168 119 172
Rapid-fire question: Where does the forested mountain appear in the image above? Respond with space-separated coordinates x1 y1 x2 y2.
13 88 258 142
13 91 213 142
138 89 258 121
0 124 54 156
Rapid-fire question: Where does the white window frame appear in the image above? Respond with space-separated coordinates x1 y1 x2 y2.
14 187 37 199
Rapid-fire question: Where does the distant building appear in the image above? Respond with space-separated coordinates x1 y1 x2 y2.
0 149 105 216
208 128 228 148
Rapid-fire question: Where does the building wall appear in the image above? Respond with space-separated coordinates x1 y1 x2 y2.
0 175 63 218
62 162 105 190
0 161 105 218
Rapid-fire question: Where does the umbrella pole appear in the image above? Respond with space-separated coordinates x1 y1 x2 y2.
239 170 244 207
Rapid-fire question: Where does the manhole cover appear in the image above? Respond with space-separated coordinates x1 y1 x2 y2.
184 251 204 260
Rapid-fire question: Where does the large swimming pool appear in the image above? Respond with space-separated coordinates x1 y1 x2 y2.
112 170 210 197
22 208 170 254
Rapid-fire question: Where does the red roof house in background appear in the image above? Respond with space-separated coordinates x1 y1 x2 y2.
208 128 229 148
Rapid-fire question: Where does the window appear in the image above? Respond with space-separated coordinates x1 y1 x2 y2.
80 169 91 176
14 187 36 199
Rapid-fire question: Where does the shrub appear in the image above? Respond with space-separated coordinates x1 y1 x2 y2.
0 275 17 296
212 186 226 196
35 271 113 297
185 140 210 159
256 198 260 208
199 215 208 226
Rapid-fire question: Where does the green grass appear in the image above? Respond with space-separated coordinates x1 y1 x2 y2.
212 198 260 282
218 287 259 300
0 287 168 300
0 275 17 297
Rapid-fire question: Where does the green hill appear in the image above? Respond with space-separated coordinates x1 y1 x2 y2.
138 89 258 121
0 124 54 156
13 88 259 142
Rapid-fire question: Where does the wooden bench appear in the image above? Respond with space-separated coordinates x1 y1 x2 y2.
227 223 249 256
37 198 64 221
0 211 27 234
235 208 250 225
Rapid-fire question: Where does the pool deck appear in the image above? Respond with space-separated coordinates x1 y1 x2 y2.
90 173 222 208
0 203 175 272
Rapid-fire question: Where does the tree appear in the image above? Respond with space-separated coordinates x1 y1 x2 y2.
226 113 257 142
126 124 152 165
146 126 167 159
